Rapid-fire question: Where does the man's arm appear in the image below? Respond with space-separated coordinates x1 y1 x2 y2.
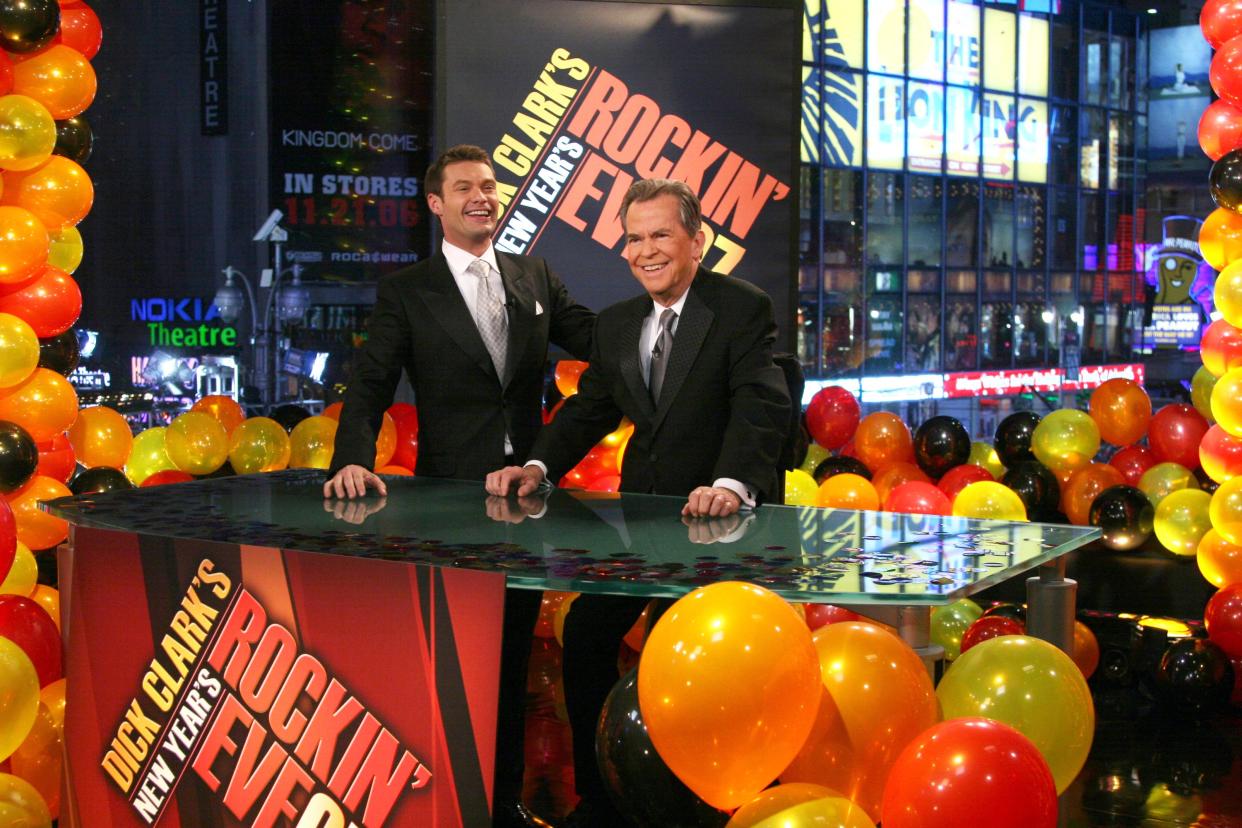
543 262 595 361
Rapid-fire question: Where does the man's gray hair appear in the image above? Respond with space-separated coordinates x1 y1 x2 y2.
620 179 702 236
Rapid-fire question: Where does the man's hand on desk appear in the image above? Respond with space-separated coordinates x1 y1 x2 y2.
682 486 742 518
682 512 754 544
323 497 388 525
485 464 545 497
323 464 388 498
485 494 548 524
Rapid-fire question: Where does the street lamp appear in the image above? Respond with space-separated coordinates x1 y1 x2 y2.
213 265 267 404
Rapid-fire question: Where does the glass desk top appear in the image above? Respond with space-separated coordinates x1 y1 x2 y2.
48 470 1100 606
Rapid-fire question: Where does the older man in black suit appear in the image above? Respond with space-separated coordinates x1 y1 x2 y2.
326 144 594 827
487 178 790 824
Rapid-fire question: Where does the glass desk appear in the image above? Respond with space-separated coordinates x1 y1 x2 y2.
49 469 1100 665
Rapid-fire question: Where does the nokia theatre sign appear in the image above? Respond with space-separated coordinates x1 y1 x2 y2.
131 298 237 348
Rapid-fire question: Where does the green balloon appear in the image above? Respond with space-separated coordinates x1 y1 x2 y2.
1138 462 1198 508
930 598 983 661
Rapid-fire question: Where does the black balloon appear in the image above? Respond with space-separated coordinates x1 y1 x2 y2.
913 415 971 479
1211 148 1242 211
813 455 872 482
1088 485 1154 551
53 116 93 164
270 404 311 433
37 329 79 376
1195 466 1221 496
981 602 1028 623
597 670 729 828
0 420 36 494
69 466 134 496
1156 638 1235 716
1002 461 1061 520
0 0 58 53
994 411 1041 467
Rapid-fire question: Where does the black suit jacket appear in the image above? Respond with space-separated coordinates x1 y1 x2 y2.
532 268 790 503
330 251 594 481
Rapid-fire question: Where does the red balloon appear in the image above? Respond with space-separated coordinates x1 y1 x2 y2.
54 2 102 60
0 499 14 584
1201 425 1242 484
1203 0 1242 49
805 385 860 451
140 469 194 487
1201 318 1242 377
960 615 1025 654
0 595 60 686
1212 37 1242 109
884 480 952 515
1206 583 1242 660
937 463 993 501
386 402 418 470
1202 99 1242 161
1148 404 1210 470
0 265 82 337
1110 444 1157 486
35 433 74 483
881 718 1058 828
803 604 861 631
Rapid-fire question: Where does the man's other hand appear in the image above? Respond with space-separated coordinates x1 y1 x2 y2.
682 486 741 517
485 494 547 524
323 497 388 525
323 464 388 499
485 465 545 497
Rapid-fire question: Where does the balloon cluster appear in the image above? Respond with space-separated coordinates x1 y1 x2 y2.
548 361 632 493
586 581 1088 828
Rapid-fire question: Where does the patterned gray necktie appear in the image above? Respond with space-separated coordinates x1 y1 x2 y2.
468 258 507 380
648 308 677 404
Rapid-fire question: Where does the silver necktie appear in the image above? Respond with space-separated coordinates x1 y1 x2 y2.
468 258 507 380
648 308 677 404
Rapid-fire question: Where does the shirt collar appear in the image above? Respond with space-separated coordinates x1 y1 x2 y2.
441 238 500 277
650 287 690 320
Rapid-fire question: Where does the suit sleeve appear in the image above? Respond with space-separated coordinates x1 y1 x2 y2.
329 276 412 473
529 318 623 483
542 260 595 360
713 291 792 503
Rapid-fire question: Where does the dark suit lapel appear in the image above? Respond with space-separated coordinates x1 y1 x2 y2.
497 254 534 388
652 279 713 430
618 305 655 421
416 253 499 382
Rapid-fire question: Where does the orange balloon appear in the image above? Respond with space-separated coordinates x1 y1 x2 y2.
66 405 131 469
11 45 96 119
5 475 68 550
1062 462 1125 526
1088 378 1152 446
1198 528 1242 588
320 401 343 420
1 156 93 229
1201 206 1242 271
555 360 588 397
870 462 930 504
1071 621 1099 680
0 368 76 443
852 412 914 473
374 413 397 468
781 622 937 821
0 207 45 285
11 678 63 819
817 473 880 511
375 464 413 476
191 395 245 435
638 583 821 811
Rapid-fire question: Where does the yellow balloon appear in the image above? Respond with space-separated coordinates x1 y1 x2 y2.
1153 488 1212 557
1031 409 1100 474
1192 366 1218 423
0 543 35 596
727 784 875 828
784 469 818 506
289 415 338 470
936 635 1094 794
1138 462 1198 507
952 480 1027 521
0 642 39 763
930 597 983 660
164 411 228 475
800 443 831 477
0 772 50 827
1217 258 1242 330
1198 528 1242 588
125 427 177 486
967 440 1005 479
0 96 54 173
67 406 132 469
0 313 38 388
228 417 291 474
46 225 81 274
1200 207 1242 271
1210 476 1242 546
11 694 59 819
1211 367 1242 438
